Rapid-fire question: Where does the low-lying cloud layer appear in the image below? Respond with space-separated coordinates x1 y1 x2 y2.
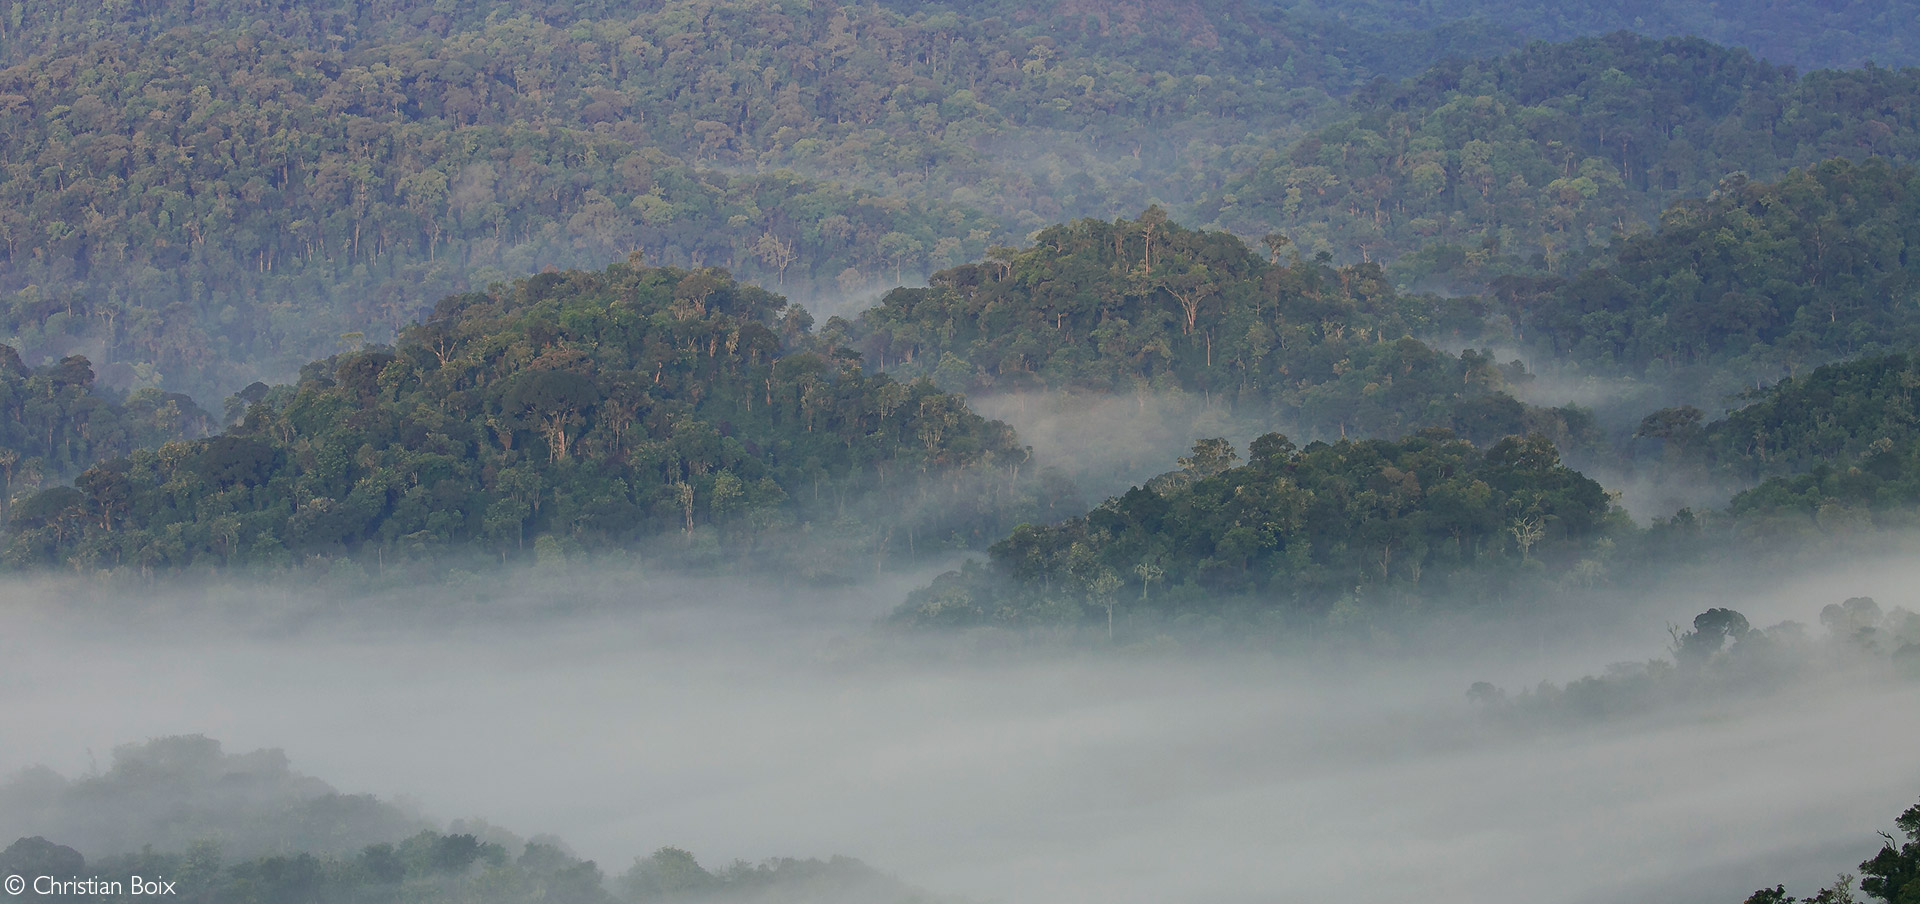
2 550 1917 904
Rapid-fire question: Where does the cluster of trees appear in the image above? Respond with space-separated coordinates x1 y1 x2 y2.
1499 158 1920 393
0 263 1039 576
0 344 209 519
897 430 1621 634
854 211 1598 448
1470 598 1920 724
1206 33 1920 284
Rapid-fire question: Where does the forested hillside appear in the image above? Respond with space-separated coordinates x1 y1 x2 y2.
1497 157 1920 394
0 735 941 904
0 0 1535 402
0 263 1038 576
1206 34 1920 284
855 211 1598 448
1269 0 1920 70
898 430 1621 632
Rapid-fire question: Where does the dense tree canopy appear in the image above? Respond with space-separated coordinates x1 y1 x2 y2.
0 0 1536 401
1638 353 1920 482
0 263 1034 575
898 430 1621 632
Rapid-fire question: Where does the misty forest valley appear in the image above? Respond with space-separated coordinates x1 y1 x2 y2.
6 0 1920 901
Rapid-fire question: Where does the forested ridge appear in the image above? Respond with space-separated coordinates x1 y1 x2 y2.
8 1 1920 410
1638 353 1920 484
854 211 1599 449
0 263 1042 576
1206 33 1920 286
898 430 1621 632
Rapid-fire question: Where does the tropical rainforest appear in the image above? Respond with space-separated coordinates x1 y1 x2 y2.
4 0 1920 901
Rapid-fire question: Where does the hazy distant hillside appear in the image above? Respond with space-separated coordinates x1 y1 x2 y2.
0 0 1529 402
1206 34 1920 284
1268 0 1920 70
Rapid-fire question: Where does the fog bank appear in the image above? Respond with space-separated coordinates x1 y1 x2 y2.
1 554 1917 904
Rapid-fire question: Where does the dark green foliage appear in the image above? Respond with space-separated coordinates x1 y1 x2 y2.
1860 800 1920 904
1610 352 1920 545
1505 159 1920 387
1740 794 1920 904
1668 353 1920 536
0 264 1030 574
1700 353 1920 481
897 430 1621 631
856 212 1596 448
1208 34 1920 285
0 345 211 521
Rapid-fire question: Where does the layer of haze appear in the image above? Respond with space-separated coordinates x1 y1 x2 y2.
2 549 1917 904
969 391 1287 499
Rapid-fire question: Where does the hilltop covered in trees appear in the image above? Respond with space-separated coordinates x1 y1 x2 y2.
0 263 1038 576
897 430 1622 633
854 211 1598 448
1206 34 1920 284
